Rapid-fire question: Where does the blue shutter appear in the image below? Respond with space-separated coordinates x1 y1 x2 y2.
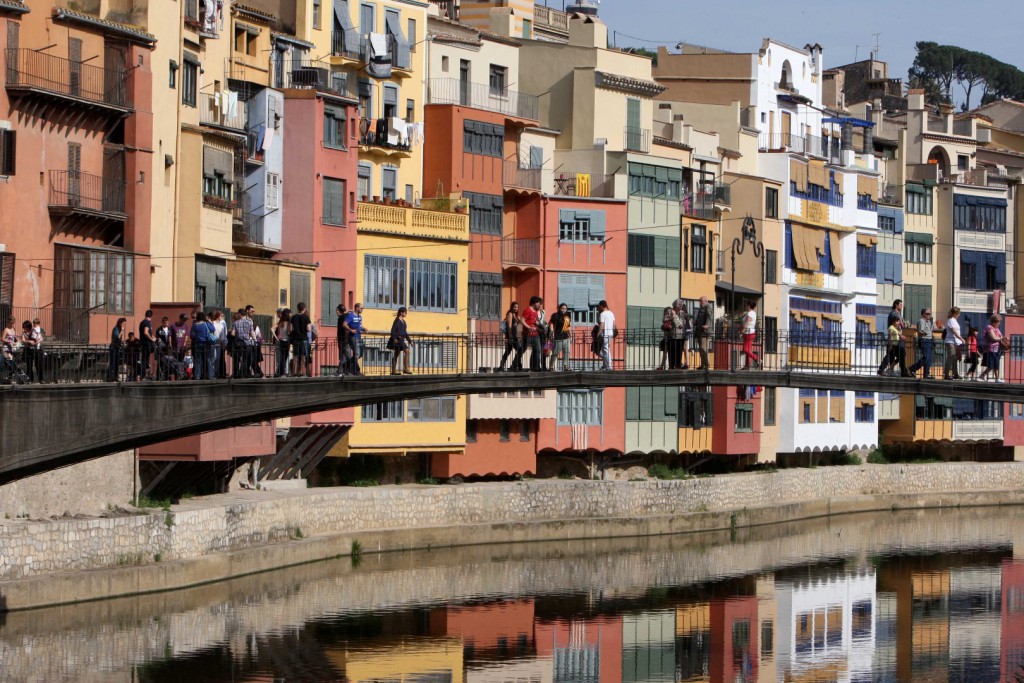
559 209 576 226
529 145 543 169
589 210 606 238
785 223 796 269
589 275 606 306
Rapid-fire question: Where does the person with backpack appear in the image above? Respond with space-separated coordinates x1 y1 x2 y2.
548 303 573 371
595 300 615 371
498 302 523 372
190 311 215 380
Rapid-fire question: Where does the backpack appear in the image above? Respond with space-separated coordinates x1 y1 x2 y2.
500 320 509 338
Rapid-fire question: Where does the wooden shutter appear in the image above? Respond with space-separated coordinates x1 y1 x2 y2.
68 38 82 96
6 21 18 84
0 252 14 306
290 271 311 310
0 130 14 176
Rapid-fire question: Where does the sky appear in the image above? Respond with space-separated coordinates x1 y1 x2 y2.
572 0 1024 104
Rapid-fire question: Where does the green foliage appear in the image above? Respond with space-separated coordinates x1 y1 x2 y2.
866 449 889 464
909 41 1024 109
833 453 861 466
417 477 440 485
348 479 380 487
647 463 692 480
134 496 171 510
292 527 304 539
164 511 174 529
350 540 363 557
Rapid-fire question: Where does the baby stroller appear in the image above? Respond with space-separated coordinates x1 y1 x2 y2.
1 345 29 385
156 343 186 381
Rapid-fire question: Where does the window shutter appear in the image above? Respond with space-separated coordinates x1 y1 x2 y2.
0 130 14 175
589 210 606 238
0 252 14 306
651 387 665 421
667 237 681 270
559 209 576 225
529 145 543 169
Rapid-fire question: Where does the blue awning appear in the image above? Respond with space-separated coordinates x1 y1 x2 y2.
822 116 875 128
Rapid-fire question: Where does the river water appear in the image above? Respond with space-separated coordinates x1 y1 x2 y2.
2 506 1024 682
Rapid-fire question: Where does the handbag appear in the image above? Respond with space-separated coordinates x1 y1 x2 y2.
662 319 673 332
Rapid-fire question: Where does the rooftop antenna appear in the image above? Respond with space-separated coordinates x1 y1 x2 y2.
871 33 882 61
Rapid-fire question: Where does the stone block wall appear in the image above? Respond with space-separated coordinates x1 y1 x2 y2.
3 462 1024 580
0 451 136 519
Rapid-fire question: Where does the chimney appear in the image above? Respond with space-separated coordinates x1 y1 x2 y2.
568 12 607 49
907 89 925 112
841 123 853 153
672 114 685 144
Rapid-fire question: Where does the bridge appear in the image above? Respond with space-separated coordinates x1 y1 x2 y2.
3 363 1024 485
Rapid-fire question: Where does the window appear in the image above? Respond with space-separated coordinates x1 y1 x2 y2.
763 316 778 354
626 387 679 422
765 249 778 284
312 0 321 28
519 420 531 442
406 98 414 122
265 172 280 211
324 106 346 149
499 420 510 442
363 254 406 309
409 259 458 313
410 340 458 369
489 64 507 96
855 391 875 423
960 250 1006 290
54 246 134 314
765 187 778 218
689 224 708 272
1010 404 1024 420
679 389 713 429
878 214 897 232
383 84 398 119
182 55 198 107
953 194 1007 232
559 209 605 244
381 166 397 201
408 396 457 422
557 390 603 426
463 120 504 157
234 24 258 56
357 163 371 200
320 278 344 325
905 240 933 264
764 387 776 426
906 186 932 215
465 421 478 443
958 154 969 171
915 396 952 420
790 169 843 207
522 18 532 38
856 243 877 278
627 234 681 269
855 303 877 348
464 192 503 235
789 297 842 347
362 400 404 422
761 621 774 660
0 129 14 176
168 60 178 89
627 162 683 199
407 18 416 50
323 177 346 226
735 403 754 432
469 273 501 319
1011 335 1024 361
559 273 604 326
358 79 373 120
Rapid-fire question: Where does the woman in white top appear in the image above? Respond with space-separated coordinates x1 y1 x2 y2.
943 307 964 380
210 310 228 379
741 301 760 370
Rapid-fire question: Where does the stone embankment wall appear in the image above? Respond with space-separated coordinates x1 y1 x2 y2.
3 462 1024 584
0 450 136 519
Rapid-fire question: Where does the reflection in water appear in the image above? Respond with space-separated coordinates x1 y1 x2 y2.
3 508 1024 682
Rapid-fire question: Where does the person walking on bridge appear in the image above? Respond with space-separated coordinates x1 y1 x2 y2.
907 308 936 379
693 296 714 370
107 318 126 382
389 307 413 374
740 300 760 370
979 314 1006 382
597 300 615 371
943 307 964 380
878 299 905 376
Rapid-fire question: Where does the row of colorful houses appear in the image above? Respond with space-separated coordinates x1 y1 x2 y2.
3 0 1024 486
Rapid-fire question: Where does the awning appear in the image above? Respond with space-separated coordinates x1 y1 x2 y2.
791 222 824 271
808 159 828 188
857 174 879 201
856 315 877 333
857 234 878 247
790 158 809 193
828 231 844 275
905 231 934 245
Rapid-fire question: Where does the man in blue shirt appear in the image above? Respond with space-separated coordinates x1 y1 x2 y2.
343 303 364 375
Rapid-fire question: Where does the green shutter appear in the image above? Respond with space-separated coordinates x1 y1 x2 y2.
639 387 653 421
652 387 666 421
664 388 679 418
667 237 681 270
626 387 640 421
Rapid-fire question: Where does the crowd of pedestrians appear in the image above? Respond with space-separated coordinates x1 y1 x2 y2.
876 299 1008 381
0 295 1014 383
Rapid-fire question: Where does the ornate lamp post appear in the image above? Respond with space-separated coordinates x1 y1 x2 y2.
730 215 766 336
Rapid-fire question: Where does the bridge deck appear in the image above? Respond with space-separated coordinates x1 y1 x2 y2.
3 369 1024 485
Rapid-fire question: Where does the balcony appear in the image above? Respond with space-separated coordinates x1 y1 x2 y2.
183 0 218 37
199 92 247 131
503 161 541 191
330 29 363 62
359 117 414 157
233 211 266 247
357 201 469 243
5 48 131 114
553 172 616 198
501 238 540 267
244 129 264 165
624 126 651 153
875 119 903 142
48 170 125 219
682 185 729 219
879 183 902 206
759 132 842 163
426 78 539 121
274 58 355 99
533 5 569 34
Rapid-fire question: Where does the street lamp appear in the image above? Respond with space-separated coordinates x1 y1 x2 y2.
730 215 765 336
